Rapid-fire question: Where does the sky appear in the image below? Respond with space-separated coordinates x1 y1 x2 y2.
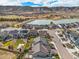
0 0 79 7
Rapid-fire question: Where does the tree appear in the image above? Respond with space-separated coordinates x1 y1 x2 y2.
50 22 54 25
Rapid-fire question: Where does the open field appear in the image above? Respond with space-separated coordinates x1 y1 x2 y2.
0 50 16 59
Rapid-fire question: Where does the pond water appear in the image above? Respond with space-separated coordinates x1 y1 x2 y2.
54 19 79 24
27 19 79 25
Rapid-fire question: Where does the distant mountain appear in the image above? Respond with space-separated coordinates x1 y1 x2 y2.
0 6 79 16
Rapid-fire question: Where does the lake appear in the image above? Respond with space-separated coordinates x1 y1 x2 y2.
27 19 79 25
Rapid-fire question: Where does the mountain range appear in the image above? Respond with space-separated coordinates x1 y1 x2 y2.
0 6 79 16
0 6 79 20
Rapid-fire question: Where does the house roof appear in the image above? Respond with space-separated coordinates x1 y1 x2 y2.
33 57 52 59
32 42 49 54
33 37 48 45
32 37 50 55
17 44 24 49
1 27 27 32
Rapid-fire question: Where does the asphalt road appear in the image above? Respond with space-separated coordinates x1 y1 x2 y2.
47 29 74 59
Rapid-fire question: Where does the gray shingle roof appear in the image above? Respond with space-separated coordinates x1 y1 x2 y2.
32 36 50 55
33 37 48 45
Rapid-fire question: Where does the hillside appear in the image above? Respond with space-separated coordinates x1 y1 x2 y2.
0 6 79 20
0 6 79 15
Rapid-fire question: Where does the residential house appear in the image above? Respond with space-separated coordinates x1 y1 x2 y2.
28 30 39 37
1 28 29 39
31 36 53 59
66 30 79 48
17 44 24 52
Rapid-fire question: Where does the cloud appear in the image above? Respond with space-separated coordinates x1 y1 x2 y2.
0 0 79 7
51 0 79 7
0 0 21 6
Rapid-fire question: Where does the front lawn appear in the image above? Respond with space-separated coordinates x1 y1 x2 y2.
3 37 34 50
25 38 34 49
14 39 25 48
54 54 60 59
3 40 14 47
3 39 25 48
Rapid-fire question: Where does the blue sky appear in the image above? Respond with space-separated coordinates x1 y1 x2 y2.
21 2 43 6
0 0 79 7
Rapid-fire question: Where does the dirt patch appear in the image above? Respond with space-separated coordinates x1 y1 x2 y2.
0 50 16 59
